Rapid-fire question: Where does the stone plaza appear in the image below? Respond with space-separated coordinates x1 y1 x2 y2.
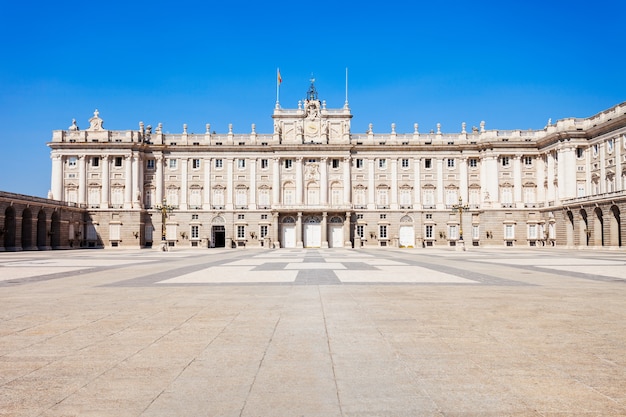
0 247 625 416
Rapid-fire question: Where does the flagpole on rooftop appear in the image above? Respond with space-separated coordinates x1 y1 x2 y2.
276 68 281 109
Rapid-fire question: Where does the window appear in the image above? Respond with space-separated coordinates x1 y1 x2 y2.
380 214 387 219
215 159 223 169
472 225 480 240
425 213 432 220
379 225 388 239
284 159 293 169
505 224 515 239
424 159 432 169
260 225 268 238
192 159 201 169
422 189 435 206
92 157 100 167
469 158 478 168
258 188 270 207
237 159 246 169
261 214 268 220
192 214 199 220
378 159 387 169
114 157 123 167
528 224 537 239
446 189 458 206
68 157 77 168
501 156 510 167
261 159 269 169
168 159 177 169
607 139 614 153
236 189 247 207
146 159 154 170
332 159 340 169
191 225 199 239
356 159 364 169
189 189 202 208
238 214 245 220
576 147 584 158
308 158 316 163
425 225 433 239
237 225 245 239
401 159 409 168
448 225 458 240
501 187 513 206
523 157 532 166
356 214 364 220
356 225 364 238
447 158 455 168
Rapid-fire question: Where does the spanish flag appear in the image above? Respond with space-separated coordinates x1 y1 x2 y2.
277 69 282 85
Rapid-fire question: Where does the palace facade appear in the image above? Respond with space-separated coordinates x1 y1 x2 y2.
26 83 626 250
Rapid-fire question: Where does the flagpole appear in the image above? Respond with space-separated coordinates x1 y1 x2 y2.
276 68 280 108
344 67 349 108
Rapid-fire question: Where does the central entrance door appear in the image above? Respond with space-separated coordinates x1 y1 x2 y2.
399 225 415 248
330 225 343 247
212 225 225 248
303 223 321 248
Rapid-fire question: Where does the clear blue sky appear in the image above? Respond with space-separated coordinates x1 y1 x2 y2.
1 0 625 197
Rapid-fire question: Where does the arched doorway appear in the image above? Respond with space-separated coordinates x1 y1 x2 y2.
3 206 16 250
399 215 415 248
21 208 33 250
50 211 61 248
303 216 322 248
610 205 621 247
37 209 47 249
281 216 296 248
328 216 344 248
593 208 604 246
579 209 589 246
211 216 226 248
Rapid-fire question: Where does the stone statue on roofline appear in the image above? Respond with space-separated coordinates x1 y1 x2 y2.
87 109 104 131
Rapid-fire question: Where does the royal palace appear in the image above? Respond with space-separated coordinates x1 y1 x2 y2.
1 81 625 250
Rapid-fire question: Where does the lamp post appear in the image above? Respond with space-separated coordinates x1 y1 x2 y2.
155 199 175 250
452 196 470 243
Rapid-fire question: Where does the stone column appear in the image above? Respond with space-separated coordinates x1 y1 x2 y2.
132 153 140 209
599 143 606 194
616 137 623 191
547 152 556 204
459 157 468 204
155 154 163 205
414 157 421 207
585 148 592 195
78 155 87 206
513 155 522 207
137 153 144 208
180 158 188 210
296 212 303 248
203 158 212 209
272 158 280 204
226 158 234 210
368 158 375 209
296 157 303 205
320 157 328 205
51 153 63 201
561 146 577 199
321 211 328 248
272 212 280 248
343 158 351 204
436 158 444 208
101 155 110 208
250 158 257 210
536 155 546 204
124 154 133 209
391 158 398 209
343 211 351 247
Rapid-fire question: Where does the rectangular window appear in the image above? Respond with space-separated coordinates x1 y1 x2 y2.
424 158 432 169
260 225 268 238
379 214 387 219
168 159 177 169
192 159 201 169
425 213 432 219
356 225 364 238
356 214 364 219
191 225 199 239
92 157 100 167
378 159 387 169
447 158 455 168
146 159 154 170
379 225 388 239
261 159 269 169
191 214 199 220
528 224 537 239
576 148 584 158
68 157 77 168
523 156 532 166
425 225 433 239
115 157 123 167
448 225 458 240
332 159 340 169
215 159 223 168
356 159 364 169
505 224 515 239
237 225 245 239
472 225 479 240
501 156 510 167
284 159 293 169
469 158 478 168
261 214 268 220
238 214 245 220
237 159 246 169
401 158 409 168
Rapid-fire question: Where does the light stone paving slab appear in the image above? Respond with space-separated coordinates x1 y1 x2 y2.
225 258 304 266
325 258 407 265
539 264 626 279
0 266 88 281
473 257 625 266
335 266 479 283
157 266 298 284
284 262 346 270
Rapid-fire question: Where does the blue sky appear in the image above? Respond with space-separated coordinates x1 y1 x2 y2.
1 0 625 197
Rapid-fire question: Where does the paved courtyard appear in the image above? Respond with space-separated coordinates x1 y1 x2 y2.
0 247 625 416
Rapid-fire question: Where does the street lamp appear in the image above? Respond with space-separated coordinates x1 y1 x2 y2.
452 196 470 241
155 199 175 248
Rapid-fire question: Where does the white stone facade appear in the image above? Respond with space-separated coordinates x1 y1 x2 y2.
47 83 626 249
